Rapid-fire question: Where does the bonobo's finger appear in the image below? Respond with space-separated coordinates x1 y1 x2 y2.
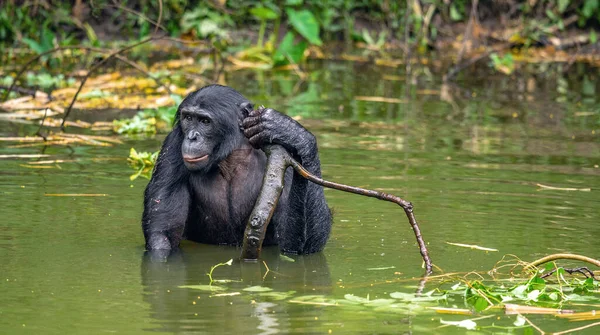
248 108 261 117
242 115 261 128
257 108 277 120
249 105 271 117
243 124 264 139
248 132 270 148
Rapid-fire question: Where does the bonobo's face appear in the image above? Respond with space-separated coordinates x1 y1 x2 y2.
177 85 249 173
180 107 218 172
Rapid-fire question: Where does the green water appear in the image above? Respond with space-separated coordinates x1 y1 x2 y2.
1 61 599 334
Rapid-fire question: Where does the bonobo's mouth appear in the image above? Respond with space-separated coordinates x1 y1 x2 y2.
183 155 208 163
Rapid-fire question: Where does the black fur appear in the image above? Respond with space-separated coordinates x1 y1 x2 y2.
142 85 331 255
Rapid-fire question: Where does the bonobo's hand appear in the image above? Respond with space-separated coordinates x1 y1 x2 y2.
240 103 316 161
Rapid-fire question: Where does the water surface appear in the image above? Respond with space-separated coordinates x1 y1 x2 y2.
1 60 599 334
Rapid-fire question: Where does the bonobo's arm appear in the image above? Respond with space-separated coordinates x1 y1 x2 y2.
241 106 332 254
142 126 191 252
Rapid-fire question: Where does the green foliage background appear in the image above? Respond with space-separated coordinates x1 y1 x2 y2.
2 0 599 51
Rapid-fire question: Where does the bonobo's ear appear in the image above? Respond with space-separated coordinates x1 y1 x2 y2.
239 102 254 118
239 102 254 131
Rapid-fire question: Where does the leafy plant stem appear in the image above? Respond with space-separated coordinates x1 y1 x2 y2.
207 259 234 285
257 20 266 47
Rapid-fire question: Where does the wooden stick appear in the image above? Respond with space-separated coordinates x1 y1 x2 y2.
241 141 433 273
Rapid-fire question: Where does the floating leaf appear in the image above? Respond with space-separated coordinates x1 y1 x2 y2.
472 296 490 312
514 314 527 326
364 299 396 307
291 295 326 301
343 294 370 304
389 292 413 301
367 266 396 271
179 285 226 292
243 286 273 292
258 291 296 300
440 319 477 330
279 254 295 262
445 242 498 252
390 291 447 302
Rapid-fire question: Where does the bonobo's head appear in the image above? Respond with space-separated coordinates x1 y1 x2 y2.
176 85 249 172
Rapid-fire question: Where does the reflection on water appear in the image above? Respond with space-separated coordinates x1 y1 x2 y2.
1 60 599 333
141 246 331 334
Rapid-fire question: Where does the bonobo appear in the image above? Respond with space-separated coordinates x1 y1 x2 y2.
142 85 331 255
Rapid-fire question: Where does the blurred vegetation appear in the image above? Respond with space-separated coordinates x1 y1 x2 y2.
1 1 599 131
127 147 158 180
2 1 599 65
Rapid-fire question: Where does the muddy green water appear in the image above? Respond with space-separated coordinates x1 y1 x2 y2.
1 61 600 334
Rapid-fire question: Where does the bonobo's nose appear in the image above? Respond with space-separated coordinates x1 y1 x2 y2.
187 130 200 141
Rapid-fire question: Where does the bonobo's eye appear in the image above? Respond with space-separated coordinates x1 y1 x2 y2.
183 114 193 122
200 117 211 124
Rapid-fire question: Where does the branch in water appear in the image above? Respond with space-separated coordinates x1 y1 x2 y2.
241 136 433 274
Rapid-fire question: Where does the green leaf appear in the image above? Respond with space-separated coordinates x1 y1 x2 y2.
449 4 463 21
511 284 528 297
546 9 557 21
590 30 598 44
473 296 489 312
558 0 570 13
198 20 220 38
22 38 44 54
527 289 541 301
582 0 599 19
530 277 546 291
286 9 322 46
274 31 307 66
250 6 279 20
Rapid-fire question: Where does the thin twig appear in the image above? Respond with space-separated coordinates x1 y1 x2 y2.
404 0 412 72
455 0 478 66
540 266 597 279
444 44 509 82
288 158 432 273
35 108 49 140
525 253 600 270
106 1 167 33
154 0 163 35
553 321 600 335
517 314 546 334
536 183 591 192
